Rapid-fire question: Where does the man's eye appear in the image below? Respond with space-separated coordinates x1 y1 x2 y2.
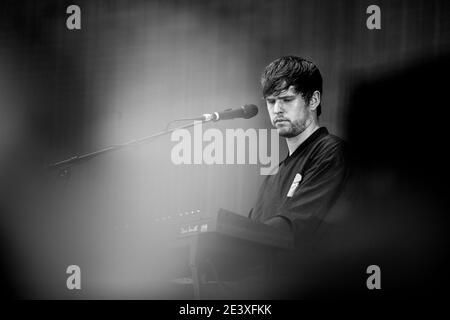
283 98 293 103
266 100 275 105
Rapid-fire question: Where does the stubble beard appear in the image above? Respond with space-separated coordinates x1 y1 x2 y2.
277 118 310 138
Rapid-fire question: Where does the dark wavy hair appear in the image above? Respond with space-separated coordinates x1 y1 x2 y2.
261 56 323 117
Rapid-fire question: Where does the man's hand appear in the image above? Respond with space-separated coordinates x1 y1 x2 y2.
264 216 292 233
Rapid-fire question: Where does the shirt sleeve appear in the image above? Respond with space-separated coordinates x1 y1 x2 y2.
275 141 349 235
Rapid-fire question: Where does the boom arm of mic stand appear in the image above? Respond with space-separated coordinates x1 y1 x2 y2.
46 120 210 174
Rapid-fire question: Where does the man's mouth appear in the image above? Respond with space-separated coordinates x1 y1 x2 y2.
274 119 289 124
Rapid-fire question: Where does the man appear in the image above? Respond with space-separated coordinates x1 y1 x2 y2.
249 56 349 245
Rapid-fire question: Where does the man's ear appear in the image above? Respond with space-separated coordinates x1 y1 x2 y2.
308 91 321 111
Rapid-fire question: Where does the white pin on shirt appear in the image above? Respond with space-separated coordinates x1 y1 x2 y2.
287 173 302 197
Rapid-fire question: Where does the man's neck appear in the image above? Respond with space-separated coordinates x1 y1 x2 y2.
286 122 320 155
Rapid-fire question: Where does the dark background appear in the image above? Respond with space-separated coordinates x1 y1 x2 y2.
0 0 449 298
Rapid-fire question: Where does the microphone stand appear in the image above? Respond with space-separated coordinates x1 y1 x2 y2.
47 119 210 176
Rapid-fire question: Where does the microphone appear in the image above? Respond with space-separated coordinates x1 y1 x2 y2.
197 104 258 122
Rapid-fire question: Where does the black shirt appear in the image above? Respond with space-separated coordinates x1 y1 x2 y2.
250 127 348 238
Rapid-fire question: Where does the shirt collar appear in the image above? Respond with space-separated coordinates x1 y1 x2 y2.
282 127 329 163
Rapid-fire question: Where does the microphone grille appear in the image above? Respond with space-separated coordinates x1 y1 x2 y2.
242 104 259 119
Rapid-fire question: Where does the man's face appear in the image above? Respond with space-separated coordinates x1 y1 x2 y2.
265 85 312 138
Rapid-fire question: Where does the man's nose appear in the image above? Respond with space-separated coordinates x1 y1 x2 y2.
273 100 283 114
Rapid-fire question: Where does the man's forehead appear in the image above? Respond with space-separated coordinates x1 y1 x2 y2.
266 86 297 99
